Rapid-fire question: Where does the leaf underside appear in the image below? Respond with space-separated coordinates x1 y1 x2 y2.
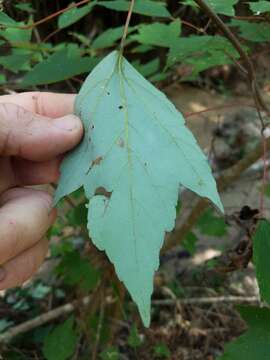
54 50 223 326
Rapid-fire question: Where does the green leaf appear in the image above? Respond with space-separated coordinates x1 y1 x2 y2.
132 20 181 47
42 317 78 360
15 3 36 13
54 51 223 326
100 347 119 360
0 53 32 73
253 220 270 304
154 343 171 358
183 50 234 78
67 202 88 226
0 12 17 26
98 0 171 17
218 306 270 360
204 0 238 16
197 209 227 236
56 250 100 291
249 1 270 13
131 44 154 53
182 0 199 8
180 0 238 15
182 231 198 255
263 183 270 197
0 74 6 84
92 26 136 50
230 19 270 42
167 35 239 67
128 325 142 348
0 21 32 43
132 58 160 77
69 31 91 46
21 49 98 86
58 2 96 29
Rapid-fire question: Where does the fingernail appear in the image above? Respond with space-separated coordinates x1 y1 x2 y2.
53 115 81 131
0 266 6 282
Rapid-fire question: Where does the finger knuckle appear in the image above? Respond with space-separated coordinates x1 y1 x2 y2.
0 103 29 155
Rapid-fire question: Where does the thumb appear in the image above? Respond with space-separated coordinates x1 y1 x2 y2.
0 102 83 161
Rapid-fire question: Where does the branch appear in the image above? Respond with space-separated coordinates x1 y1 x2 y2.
0 296 91 344
184 102 256 118
152 295 261 306
163 136 270 253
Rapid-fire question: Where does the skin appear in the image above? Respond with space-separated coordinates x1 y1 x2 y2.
0 92 83 290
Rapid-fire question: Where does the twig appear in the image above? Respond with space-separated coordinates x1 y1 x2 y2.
119 0 135 53
184 102 256 118
108 281 126 344
152 295 261 306
18 0 91 30
181 19 205 33
0 296 91 344
92 293 105 360
163 136 270 253
260 135 268 214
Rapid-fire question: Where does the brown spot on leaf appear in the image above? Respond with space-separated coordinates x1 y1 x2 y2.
95 187 112 199
86 156 103 174
118 138 125 148
92 156 103 166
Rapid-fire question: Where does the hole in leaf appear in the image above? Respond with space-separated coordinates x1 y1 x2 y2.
118 105 123 110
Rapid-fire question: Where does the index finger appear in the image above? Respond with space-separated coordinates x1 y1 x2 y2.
0 92 76 118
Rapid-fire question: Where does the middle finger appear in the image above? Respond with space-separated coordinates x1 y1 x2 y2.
0 187 55 265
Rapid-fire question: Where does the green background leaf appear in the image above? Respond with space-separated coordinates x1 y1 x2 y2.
21 49 98 86
249 1 270 13
197 209 227 236
98 0 171 17
180 0 238 16
218 306 270 360
132 20 181 47
58 2 96 29
253 220 270 304
42 317 78 360
230 19 270 42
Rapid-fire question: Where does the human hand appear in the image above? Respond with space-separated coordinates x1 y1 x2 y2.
0 92 83 290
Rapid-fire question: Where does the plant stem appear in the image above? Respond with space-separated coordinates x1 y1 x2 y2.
120 0 135 54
